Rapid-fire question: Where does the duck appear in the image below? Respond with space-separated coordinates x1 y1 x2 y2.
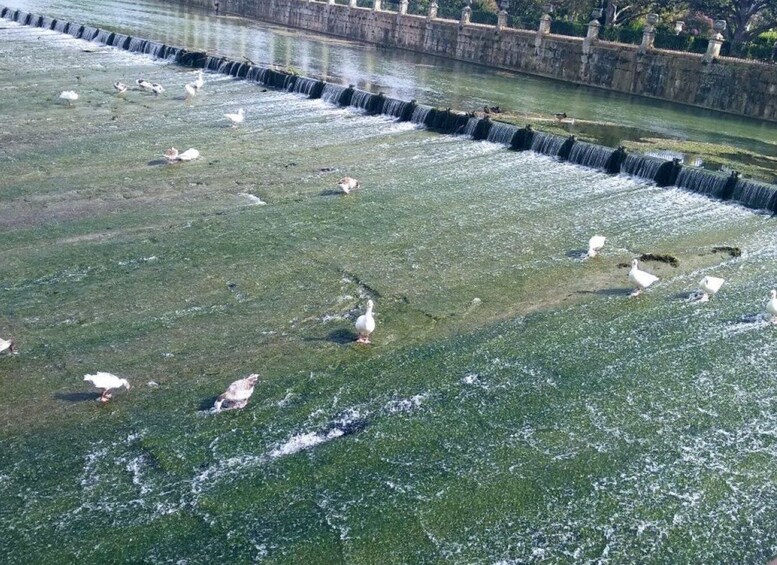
113 81 128 94
554 112 567 121
767 290 777 323
164 147 200 162
59 90 78 106
136 78 153 91
338 176 360 195
150 83 165 96
698 275 725 302
628 259 659 297
193 70 205 91
0 338 17 355
224 108 245 127
184 83 197 99
84 372 130 402
355 300 376 344
587 235 606 258
214 374 259 411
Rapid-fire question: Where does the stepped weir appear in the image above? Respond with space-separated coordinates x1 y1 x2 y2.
2 5 775 215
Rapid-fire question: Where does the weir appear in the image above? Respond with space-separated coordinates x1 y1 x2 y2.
2 6 775 216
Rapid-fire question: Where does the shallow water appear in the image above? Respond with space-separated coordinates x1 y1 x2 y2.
1 19 777 564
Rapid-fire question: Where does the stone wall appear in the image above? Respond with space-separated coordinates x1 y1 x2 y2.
182 0 777 121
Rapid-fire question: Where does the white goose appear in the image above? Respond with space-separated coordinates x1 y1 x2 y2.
0 338 17 355
767 290 777 323
59 90 78 106
113 81 128 94
338 177 360 195
84 372 130 402
698 275 725 302
224 108 245 127
164 147 200 162
136 78 153 91
150 82 165 96
587 235 606 258
193 70 205 91
184 83 197 99
628 259 659 297
214 374 259 411
355 300 376 344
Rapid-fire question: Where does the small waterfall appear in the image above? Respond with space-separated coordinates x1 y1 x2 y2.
621 154 665 182
731 179 777 212
52 19 68 33
381 97 408 118
127 37 148 53
67 24 83 38
486 122 519 145
80 25 99 40
204 56 226 71
111 33 131 49
290 76 318 96
246 66 267 83
411 104 432 125
13 9 27 22
349 90 372 110
530 132 566 157
674 168 729 199
321 84 346 104
463 117 479 137
40 16 54 29
94 29 114 44
567 142 615 170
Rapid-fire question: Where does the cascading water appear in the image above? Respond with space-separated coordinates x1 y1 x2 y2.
52 19 67 33
485 122 519 145
621 154 666 182
411 104 432 125
349 90 373 111
290 77 318 96
530 132 566 157
567 142 615 170
463 117 479 137
94 29 114 43
381 97 409 118
674 168 729 199
731 179 777 212
80 25 99 40
321 84 347 104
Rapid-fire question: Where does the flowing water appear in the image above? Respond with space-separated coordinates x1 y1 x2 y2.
2 11 777 565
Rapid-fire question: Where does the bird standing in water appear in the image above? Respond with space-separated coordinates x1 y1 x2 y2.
355 300 376 344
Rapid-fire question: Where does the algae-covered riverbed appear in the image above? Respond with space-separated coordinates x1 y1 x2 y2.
2 20 777 563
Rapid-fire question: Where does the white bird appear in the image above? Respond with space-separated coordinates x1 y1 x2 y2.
136 78 153 91
59 90 78 106
587 235 606 258
193 70 204 91
84 372 130 402
0 338 17 355
628 259 659 297
767 290 777 323
224 108 245 127
150 82 165 96
164 147 200 162
355 299 376 344
214 374 259 411
113 81 128 94
184 83 197 99
698 275 725 302
338 177 360 195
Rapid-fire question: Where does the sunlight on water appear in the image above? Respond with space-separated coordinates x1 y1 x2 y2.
1 18 777 563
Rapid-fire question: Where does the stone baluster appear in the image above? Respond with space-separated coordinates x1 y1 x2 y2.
427 1 437 20
535 5 552 51
639 13 658 53
349 0 357 7
496 10 508 33
460 0 472 26
399 0 408 15
538 13 551 35
703 20 727 63
328 0 335 5
373 0 381 11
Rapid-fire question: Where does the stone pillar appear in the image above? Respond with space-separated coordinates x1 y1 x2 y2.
328 0 335 5
460 1 472 26
639 13 658 53
373 0 381 11
538 14 551 35
427 1 437 20
349 0 357 7
703 20 727 63
674 21 684 35
399 0 408 15
496 10 508 33
586 19 600 41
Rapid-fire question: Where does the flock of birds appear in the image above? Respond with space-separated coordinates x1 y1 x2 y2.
31 72 777 408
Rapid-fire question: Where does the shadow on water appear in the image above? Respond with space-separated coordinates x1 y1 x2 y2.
147 158 168 166
319 189 343 197
199 396 219 411
324 328 358 344
565 249 587 260
54 391 100 403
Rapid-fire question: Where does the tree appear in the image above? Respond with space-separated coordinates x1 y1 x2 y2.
602 0 688 27
689 0 777 53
